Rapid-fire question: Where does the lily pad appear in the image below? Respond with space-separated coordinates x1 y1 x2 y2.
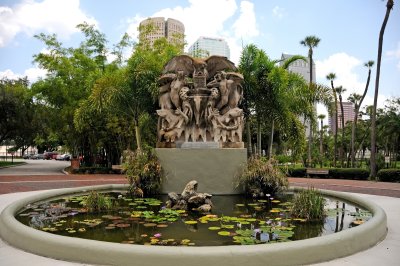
184 220 198 225
208 226 221 230
217 231 231 236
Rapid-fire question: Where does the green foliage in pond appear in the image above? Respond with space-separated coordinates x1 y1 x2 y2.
81 190 113 212
291 187 326 220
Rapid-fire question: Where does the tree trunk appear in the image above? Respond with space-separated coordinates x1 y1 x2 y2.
246 119 253 157
134 125 142 151
308 119 313 167
257 117 262 157
350 112 358 167
320 119 323 167
331 82 338 167
339 95 345 168
269 120 275 159
371 0 393 179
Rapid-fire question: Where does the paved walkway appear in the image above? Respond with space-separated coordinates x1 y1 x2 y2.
1 174 399 197
0 174 399 265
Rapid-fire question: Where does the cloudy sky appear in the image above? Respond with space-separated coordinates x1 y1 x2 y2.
1 0 399 118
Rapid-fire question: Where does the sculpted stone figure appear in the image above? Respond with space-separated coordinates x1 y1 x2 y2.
166 180 213 213
156 55 244 148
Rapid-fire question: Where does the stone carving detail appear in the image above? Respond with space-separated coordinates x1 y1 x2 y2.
165 180 213 213
157 55 244 148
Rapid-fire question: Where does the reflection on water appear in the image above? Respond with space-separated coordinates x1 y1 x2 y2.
16 192 372 246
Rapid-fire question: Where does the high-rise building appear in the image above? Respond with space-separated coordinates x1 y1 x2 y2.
188 37 230 59
280 53 316 82
280 53 316 135
139 17 185 47
329 102 355 133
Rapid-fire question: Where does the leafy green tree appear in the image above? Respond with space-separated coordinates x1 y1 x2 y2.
370 0 394 178
0 78 36 150
300 35 321 166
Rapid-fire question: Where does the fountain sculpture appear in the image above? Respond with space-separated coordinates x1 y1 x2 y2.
156 55 244 148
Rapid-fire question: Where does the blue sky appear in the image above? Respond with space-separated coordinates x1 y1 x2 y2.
1 0 399 118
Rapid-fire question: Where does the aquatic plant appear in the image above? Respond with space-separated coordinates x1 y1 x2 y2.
237 157 288 197
82 191 113 212
291 187 326 220
123 149 162 197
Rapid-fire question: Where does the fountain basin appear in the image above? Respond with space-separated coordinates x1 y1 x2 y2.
0 184 387 266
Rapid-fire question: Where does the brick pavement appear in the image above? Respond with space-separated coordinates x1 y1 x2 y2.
1 174 399 197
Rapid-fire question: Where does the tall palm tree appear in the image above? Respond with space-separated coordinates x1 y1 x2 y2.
326 73 339 167
318 114 326 166
349 61 374 167
371 0 394 179
335 85 346 167
300 35 321 167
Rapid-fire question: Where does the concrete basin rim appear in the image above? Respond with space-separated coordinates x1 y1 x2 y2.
0 184 388 266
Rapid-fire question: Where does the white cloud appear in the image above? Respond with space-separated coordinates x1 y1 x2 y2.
316 52 365 101
0 0 97 47
272 6 285 19
124 0 260 64
386 42 400 71
232 1 259 39
0 67 47 82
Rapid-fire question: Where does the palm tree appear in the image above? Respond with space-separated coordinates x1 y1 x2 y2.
326 73 339 167
300 35 321 167
349 61 374 167
371 0 394 179
335 86 346 167
318 114 326 166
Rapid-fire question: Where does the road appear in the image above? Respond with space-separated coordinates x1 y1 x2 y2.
0 159 70 176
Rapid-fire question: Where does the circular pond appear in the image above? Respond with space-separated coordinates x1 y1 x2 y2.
0 185 387 266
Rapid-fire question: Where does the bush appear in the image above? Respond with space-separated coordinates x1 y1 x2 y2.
328 168 369 180
377 169 400 182
286 167 307 177
291 187 325 220
238 157 288 197
67 167 117 174
123 149 162 197
82 190 113 212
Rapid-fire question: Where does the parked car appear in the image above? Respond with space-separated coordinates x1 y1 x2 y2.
43 152 58 160
56 154 71 161
23 153 35 159
32 153 44 160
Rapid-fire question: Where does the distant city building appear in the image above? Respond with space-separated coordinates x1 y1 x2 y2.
139 17 185 48
280 53 316 82
280 53 316 136
188 37 230 59
329 102 355 133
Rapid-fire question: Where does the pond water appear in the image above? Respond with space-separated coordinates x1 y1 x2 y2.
16 191 372 246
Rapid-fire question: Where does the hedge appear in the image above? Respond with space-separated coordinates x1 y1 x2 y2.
65 166 121 175
285 167 307 177
377 169 400 182
328 168 370 180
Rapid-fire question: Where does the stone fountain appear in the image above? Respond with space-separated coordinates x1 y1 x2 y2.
155 55 247 194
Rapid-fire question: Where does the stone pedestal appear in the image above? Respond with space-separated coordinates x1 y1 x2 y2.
155 148 247 195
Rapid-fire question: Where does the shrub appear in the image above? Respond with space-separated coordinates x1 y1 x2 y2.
286 167 307 177
123 149 162 197
82 190 113 212
328 168 369 180
291 187 325 220
238 157 288 197
377 169 400 182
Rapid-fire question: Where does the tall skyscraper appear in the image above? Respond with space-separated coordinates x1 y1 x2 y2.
329 102 355 133
139 17 185 47
188 37 230 59
280 53 316 135
280 53 316 82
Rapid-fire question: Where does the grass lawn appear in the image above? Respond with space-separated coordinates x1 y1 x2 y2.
0 161 25 167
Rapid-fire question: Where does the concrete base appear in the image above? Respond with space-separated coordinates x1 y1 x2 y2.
155 148 247 194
